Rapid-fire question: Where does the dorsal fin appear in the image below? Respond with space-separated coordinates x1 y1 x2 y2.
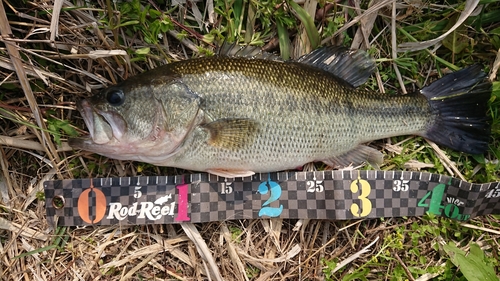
297 46 376 87
217 42 283 61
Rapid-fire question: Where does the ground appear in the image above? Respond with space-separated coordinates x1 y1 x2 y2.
1 0 500 280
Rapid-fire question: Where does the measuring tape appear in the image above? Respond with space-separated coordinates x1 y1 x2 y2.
44 170 500 226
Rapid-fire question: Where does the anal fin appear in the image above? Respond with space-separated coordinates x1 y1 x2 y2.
207 169 255 178
323 145 383 169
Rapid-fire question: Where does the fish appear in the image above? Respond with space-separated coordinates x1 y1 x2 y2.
68 44 492 178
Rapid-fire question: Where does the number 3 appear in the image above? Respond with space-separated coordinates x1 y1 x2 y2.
350 178 372 217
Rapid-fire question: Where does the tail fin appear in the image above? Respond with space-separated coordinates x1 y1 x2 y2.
421 64 491 154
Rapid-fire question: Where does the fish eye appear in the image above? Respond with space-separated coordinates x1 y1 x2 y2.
106 89 125 106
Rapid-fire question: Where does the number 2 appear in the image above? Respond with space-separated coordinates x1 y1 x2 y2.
258 176 283 217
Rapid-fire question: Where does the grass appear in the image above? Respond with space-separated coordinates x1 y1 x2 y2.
1 0 500 280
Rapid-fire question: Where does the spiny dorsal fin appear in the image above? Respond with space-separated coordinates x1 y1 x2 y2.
217 42 283 61
297 46 376 87
204 118 258 149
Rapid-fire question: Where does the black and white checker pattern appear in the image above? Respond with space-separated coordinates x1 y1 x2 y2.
44 171 500 226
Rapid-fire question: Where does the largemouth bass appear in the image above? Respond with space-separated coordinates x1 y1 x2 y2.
69 45 491 178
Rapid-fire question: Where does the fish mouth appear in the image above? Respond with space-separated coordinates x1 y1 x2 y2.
69 99 126 148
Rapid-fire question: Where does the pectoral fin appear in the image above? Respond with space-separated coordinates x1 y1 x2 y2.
203 118 258 150
323 145 383 169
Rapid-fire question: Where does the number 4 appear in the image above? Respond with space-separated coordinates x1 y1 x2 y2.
417 183 446 215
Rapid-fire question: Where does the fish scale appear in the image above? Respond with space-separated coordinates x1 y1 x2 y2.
69 45 491 177
163 57 430 173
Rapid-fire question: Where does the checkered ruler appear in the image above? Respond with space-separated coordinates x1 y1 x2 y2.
44 170 500 226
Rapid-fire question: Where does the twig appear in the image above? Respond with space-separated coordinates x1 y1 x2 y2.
394 252 416 281
168 30 200 53
0 135 72 152
460 223 500 235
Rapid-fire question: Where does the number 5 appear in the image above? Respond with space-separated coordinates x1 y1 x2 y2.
134 186 142 198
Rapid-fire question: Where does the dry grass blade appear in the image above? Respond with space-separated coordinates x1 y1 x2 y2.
489 48 500 82
391 0 406 94
333 236 379 273
426 140 465 181
220 222 249 281
236 244 301 264
182 223 223 281
0 56 66 84
292 0 318 58
102 241 194 269
322 0 393 44
350 0 379 50
349 0 386 94
0 217 48 241
0 151 13 207
122 252 157 280
397 0 479 52
49 0 63 42
0 2 60 169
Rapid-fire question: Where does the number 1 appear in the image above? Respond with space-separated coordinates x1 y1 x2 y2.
175 184 190 221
